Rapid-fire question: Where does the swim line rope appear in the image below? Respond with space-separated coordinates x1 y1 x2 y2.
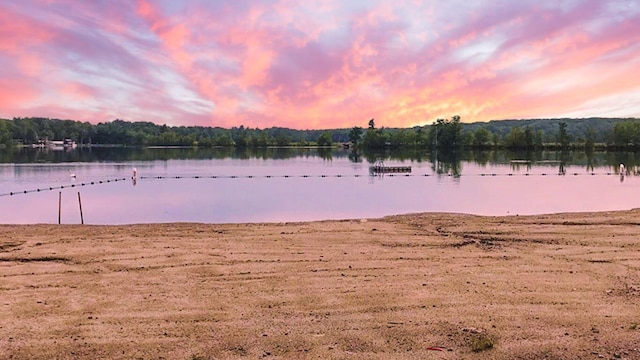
139 171 627 180
0 177 128 197
1 171 630 198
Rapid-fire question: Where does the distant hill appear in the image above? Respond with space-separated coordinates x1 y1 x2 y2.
1 116 639 148
461 117 634 143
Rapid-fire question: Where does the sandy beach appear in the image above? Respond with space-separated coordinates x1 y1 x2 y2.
1 210 639 359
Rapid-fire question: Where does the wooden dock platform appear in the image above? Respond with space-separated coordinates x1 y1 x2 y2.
369 160 412 173
369 165 412 173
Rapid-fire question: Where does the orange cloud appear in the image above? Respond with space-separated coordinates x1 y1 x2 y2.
1 1 639 129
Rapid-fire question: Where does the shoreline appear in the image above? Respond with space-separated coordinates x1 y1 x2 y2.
2 210 639 359
4 207 640 226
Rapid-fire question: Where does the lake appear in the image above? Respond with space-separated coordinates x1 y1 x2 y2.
1 147 639 224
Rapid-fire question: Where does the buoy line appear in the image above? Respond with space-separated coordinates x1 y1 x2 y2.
138 172 626 180
1 171 629 198
0 177 129 197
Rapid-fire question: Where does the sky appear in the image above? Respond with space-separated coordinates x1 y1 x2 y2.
1 0 639 130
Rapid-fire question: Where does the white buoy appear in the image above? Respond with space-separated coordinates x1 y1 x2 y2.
132 167 138 179
620 163 625 174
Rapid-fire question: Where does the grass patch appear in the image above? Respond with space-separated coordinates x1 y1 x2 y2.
470 334 494 352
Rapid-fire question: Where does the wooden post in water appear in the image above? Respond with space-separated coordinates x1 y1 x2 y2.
58 191 61 224
77 192 84 225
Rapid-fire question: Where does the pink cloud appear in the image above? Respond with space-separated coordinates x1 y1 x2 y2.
60 82 99 99
0 82 39 112
1 0 639 128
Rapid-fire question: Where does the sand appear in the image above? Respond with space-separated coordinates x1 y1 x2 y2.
1 210 639 359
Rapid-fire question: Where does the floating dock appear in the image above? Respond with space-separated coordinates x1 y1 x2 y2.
369 166 412 173
369 160 412 173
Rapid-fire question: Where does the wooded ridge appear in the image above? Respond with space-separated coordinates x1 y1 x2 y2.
1 116 639 150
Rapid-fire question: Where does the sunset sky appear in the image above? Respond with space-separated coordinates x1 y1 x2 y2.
1 0 639 130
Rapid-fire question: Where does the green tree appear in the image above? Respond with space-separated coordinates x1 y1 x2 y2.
233 126 248 147
253 130 271 147
78 122 95 144
13 117 39 144
390 129 416 147
274 133 290 147
557 122 571 149
362 127 388 148
348 126 363 146
473 128 491 148
317 131 333 147
0 120 12 148
610 121 640 148
534 130 543 148
430 115 462 149
461 131 474 147
584 127 595 151
492 132 500 147
523 126 533 148
415 126 430 147
504 126 525 149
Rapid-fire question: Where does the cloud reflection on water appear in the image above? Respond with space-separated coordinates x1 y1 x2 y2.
2 160 639 224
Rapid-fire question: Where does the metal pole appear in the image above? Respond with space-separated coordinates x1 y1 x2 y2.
58 191 61 224
77 192 84 225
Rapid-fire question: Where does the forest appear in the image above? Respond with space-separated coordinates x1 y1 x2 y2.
1 115 640 151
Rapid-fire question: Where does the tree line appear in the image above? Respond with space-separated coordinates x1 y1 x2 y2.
348 117 640 151
1 116 640 150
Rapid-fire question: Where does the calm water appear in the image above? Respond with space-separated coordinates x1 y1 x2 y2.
1 147 639 224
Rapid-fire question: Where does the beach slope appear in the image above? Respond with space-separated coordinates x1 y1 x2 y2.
1 210 639 359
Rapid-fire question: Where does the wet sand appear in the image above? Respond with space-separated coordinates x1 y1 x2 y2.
1 210 640 359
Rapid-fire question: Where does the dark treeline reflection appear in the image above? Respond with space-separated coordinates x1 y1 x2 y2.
362 148 640 173
3 147 640 173
0 147 349 163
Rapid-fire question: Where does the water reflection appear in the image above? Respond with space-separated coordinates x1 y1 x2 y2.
4 147 640 224
3 147 640 176
348 150 363 163
317 148 333 160
431 150 461 177
0 147 340 163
